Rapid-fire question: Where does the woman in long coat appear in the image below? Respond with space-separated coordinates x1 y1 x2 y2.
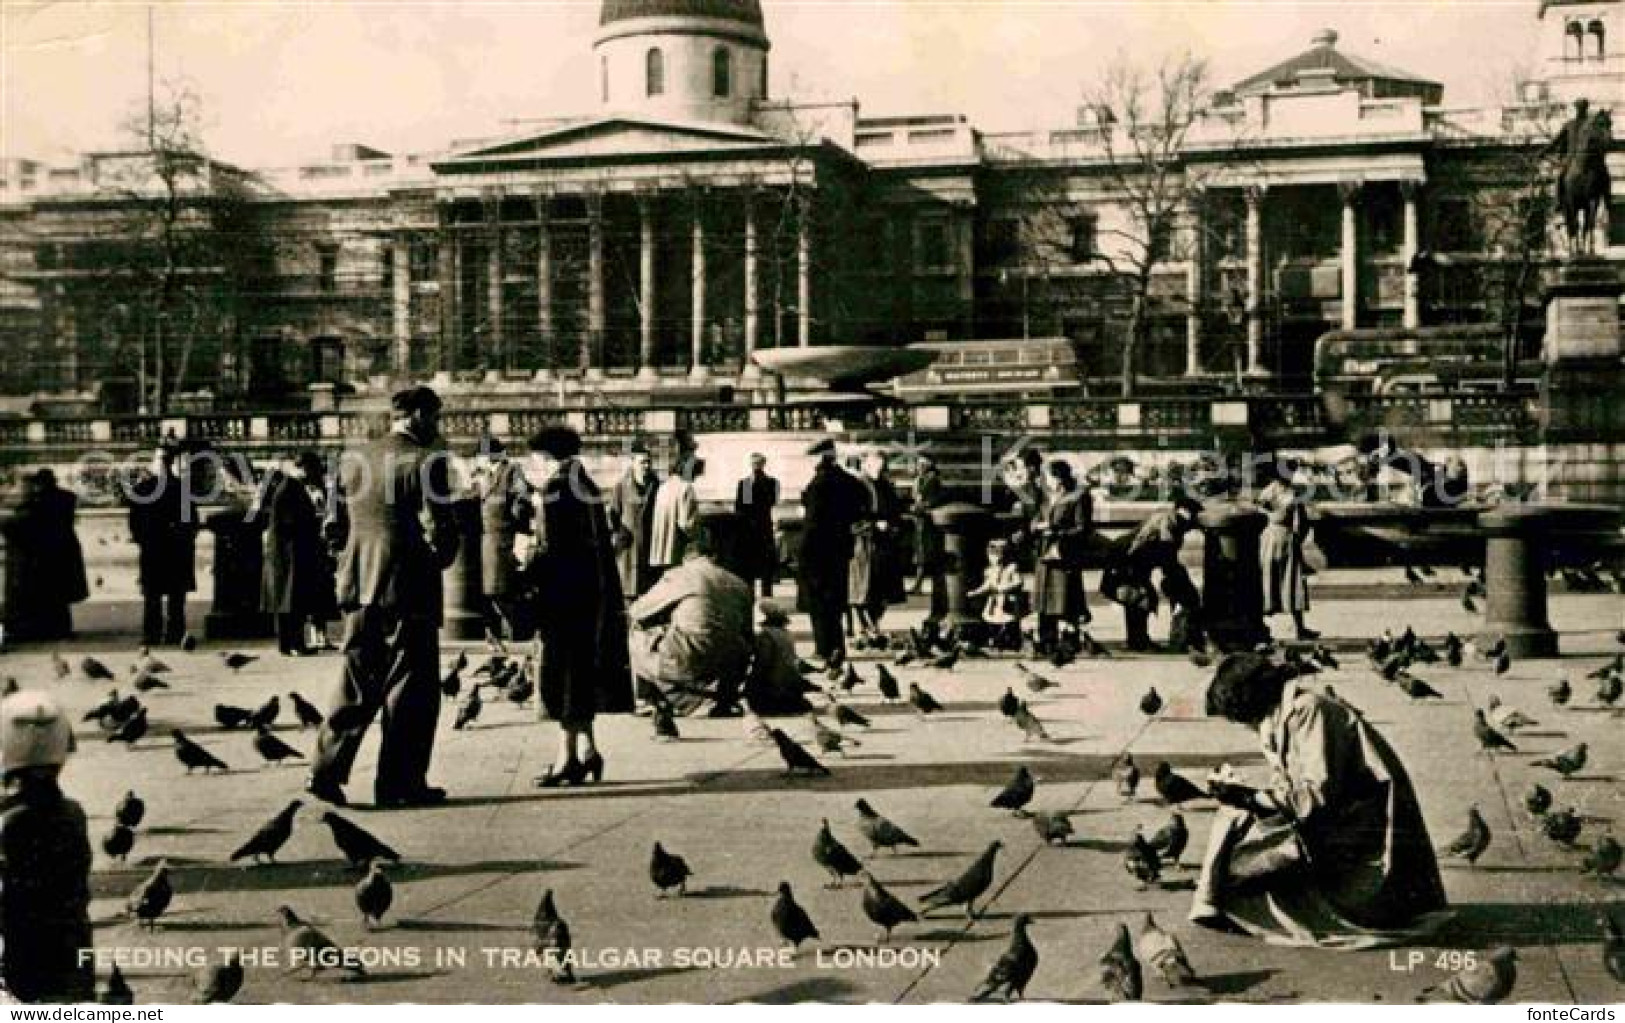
525 426 632 788
1258 459 1317 641
1030 459 1091 652
255 465 326 656
1192 653 1449 948
2 469 89 642
607 446 659 599
478 441 533 645
847 450 905 648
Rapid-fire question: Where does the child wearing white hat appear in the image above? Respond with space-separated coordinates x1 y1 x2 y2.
0 692 93 1003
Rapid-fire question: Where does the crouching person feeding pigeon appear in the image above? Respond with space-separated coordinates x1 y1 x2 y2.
629 523 754 718
0 692 93 1003
1190 653 1449 948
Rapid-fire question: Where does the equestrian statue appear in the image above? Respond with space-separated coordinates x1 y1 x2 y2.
1545 98 1613 258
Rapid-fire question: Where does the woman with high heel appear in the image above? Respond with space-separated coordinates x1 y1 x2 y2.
523 426 632 787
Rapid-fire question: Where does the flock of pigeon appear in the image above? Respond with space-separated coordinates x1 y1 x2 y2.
16 604 1625 1005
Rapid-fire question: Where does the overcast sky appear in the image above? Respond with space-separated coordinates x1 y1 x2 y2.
2 1 1539 168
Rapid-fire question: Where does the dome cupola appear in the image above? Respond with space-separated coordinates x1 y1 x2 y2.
594 0 771 124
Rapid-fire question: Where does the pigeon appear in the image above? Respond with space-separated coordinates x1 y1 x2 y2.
810 716 858 756
1582 834 1621 879
322 811 401 868
837 663 862 693
52 651 71 679
812 819 864 888
131 667 168 692
875 664 901 702
1138 913 1195 987
998 687 1020 718
126 861 172 929
115 790 146 830
441 654 466 700
1531 742 1588 778
832 702 870 729
134 650 171 675
1439 805 1492 864
860 872 917 943
1404 564 1423 585
1419 946 1517 1003
290 692 324 729
106 707 149 746
1472 710 1517 754
1032 810 1073 845
214 704 255 730
1461 592 1478 614
1147 813 1188 866
1124 831 1162 888
278 905 364 979
532 889 574 983
253 725 306 766
1493 650 1512 676
1589 655 1625 681
231 800 303 865
1153 762 1204 805
991 766 1035 816
1012 701 1051 742
1016 663 1057 693
930 647 960 671
1098 922 1144 1002
221 651 258 673
651 701 679 741
919 840 1000 917
769 881 819 948
1525 783 1553 816
1188 645 1214 668
971 913 1037 1002
102 824 135 863
248 695 281 730
179 633 198 652
1311 645 1340 671
100 964 134 1005
1138 687 1163 716
649 841 692 896
854 798 919 854
355 861 394 928
1549 676 1572 707
1486 695 1537 732
194 951 243 1003
173 729 229 773
1396 672 1443 700
454 687 483 730
908 682 944 715
769 727 830 776
1113 755 1140 801
82 656 114 681
1543 807 1583 846
83 689 123 725
1598 673 1624 707
505 662 535 706
1598 916 1625 988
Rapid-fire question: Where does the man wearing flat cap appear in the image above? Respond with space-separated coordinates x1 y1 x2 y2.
797 437 865 669
308 384 459 808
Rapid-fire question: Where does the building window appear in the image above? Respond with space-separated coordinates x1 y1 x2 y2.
1068 213 1098 262
601 56 610 103
410 239 436 282
1587 20 1605 59
1566 21 1585 59
1610 200 1625 248
916 218 953 271
646 48 665 97
317 245 338 292
713 47 731 98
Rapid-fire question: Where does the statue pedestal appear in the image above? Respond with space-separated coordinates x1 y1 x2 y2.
1541 260 1624 502
1542 259 1621 365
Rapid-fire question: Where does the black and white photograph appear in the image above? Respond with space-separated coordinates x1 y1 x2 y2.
0 0 1621 1006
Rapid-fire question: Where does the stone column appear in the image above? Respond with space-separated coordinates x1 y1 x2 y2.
1244 186 1264 375
1197 502 1269 651
1339 181 1361 332
437 205 458 375
586 192 605 380
1184 192 1205 377
740 197 761 382
690 204 709 380
391 233 411 378
487 209 505 372
797 204 812 348
930 502 996 632
535 198 554 380
638 195 658 380
1400 181 1421 330
957 206 975 338
440 497 486 641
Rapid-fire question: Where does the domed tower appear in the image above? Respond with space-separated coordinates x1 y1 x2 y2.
594 0 770 125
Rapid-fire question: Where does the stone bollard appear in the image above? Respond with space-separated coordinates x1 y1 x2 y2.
930 502 996 632
204 506 274 640
1197 502 1269 652
1478 503 1623 659
440 497 486 641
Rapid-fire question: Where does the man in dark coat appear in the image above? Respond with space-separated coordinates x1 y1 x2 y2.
2 469 88 642
797 438 864 669
734 452 780 598
253 462 326 656
477 437 533 646
125 444 197 646
909 454 948 623
1100 494 1203 652
308 386 459 808
606 444 659 600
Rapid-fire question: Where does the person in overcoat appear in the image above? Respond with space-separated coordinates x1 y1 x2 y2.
647 451 700 584
254 462 327 656
477 437 533 645
1029 459 1093 652
307 386 459 809
734 452 780 598
797 439 865 668
607 444 659 599
525 425 632 788
847 448 905 648
125 444 197 647
1 469 88 642
1100 493 1203 652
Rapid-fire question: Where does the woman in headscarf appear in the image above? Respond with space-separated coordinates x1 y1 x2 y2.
1191 652 1449 948
1028 459 1092 654
524 425 632 787
1257 457 1317 641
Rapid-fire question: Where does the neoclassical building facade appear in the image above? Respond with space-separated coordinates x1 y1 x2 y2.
0 0 1620 407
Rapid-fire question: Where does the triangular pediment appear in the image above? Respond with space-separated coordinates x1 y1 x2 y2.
438 117 781 166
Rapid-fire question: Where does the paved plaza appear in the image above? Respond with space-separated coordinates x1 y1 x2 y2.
8 560 1624 1004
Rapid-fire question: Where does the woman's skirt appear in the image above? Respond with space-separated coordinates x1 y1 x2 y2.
1260 524 1310 614
1032 561 1088 621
